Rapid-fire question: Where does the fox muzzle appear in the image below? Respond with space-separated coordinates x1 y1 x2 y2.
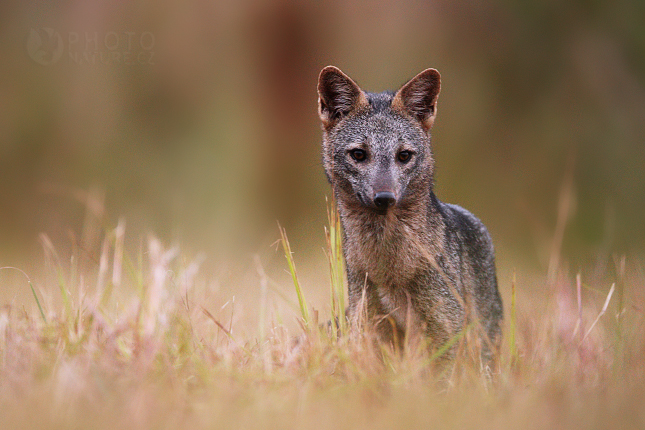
373 191 396 210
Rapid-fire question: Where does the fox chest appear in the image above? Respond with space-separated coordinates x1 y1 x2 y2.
347 228 420 289
346 233 427 330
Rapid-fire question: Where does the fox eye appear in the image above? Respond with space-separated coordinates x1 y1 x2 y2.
349 149 367 162
398 151 412 163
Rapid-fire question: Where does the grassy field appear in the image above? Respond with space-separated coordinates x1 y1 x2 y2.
1 209 644 430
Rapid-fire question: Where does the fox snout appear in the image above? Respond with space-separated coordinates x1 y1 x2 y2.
364 173 399 213
373 191 396 211
369 172 398 212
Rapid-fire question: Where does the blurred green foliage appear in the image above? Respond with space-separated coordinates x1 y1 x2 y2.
1 0 644 277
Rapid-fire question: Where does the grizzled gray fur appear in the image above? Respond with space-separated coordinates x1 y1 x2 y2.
317 66 503 363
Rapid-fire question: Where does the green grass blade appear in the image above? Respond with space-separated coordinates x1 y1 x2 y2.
1 267 48 324
278 224 310 330
427 322 474 364
326 197 347 337
29 280 48 323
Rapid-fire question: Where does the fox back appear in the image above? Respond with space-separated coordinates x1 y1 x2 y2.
317 66 503 364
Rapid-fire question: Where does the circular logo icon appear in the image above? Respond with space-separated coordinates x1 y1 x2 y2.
27 28 64 65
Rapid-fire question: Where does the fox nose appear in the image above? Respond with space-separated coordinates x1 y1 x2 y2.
373 192 396 210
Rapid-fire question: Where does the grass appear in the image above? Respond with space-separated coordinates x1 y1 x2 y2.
1 206 644 430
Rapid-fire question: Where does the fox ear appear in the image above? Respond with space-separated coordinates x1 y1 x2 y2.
318 66 367 128
393 68 441 131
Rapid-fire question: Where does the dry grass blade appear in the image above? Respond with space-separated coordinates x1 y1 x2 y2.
201 305 232 338
509 271 518 365
580 283 616 345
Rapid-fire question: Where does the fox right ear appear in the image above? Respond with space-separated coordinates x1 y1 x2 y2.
318 66 367 128
392 68 441 131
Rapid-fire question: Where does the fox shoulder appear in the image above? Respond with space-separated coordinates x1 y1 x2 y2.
440 202 495 259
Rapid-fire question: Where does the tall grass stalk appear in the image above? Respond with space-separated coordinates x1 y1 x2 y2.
278 223 310 330
325 197 348 338
509 271 518 365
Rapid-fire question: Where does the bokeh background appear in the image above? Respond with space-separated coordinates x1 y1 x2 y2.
1 0 644 309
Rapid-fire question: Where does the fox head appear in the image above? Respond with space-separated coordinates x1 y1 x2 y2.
317 66 440 214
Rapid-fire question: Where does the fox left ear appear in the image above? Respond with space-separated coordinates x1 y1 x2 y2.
392 68 441 131
317 66 367 129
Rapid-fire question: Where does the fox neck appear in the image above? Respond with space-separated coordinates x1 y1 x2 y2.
336 188 443 287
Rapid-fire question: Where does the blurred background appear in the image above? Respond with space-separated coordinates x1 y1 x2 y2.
1 0 644 314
